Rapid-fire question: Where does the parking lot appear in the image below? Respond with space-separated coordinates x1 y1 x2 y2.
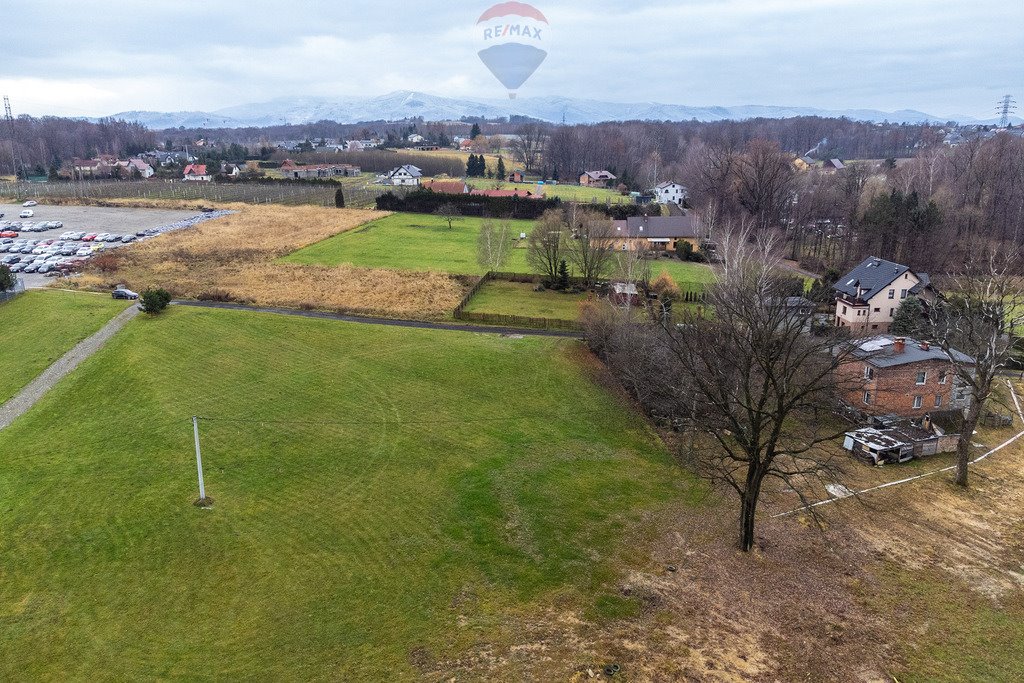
0 203 210 289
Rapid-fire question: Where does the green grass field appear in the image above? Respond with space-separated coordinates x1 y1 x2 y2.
0 290 128 403
0 305 690 679
464 178 631 204
283 213 717 288
463 280 591 320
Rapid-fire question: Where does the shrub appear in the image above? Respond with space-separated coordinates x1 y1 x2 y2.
140 288 172 314
0 264 15 292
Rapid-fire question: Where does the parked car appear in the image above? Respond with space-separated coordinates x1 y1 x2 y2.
0 230 17 239
75 247 92 257
8 262 24 273
19 209 34 218
0 254 21 264
60 245 77 256
22 262 40 273
112 287 139 300
22 200 37 207
82 233 98 242
120 234 137 243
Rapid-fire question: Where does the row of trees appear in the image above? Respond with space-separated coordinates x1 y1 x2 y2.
0 116 156 176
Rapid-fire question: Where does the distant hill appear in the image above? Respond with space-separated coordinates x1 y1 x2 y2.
103 91 1020 129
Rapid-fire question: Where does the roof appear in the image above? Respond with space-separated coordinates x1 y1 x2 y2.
183 164 208 176
424 180 468 195
828 158 846 169
655 181 685 190
849 335 974 368
834 256 912 300
583 170 616 181
390 165 422 177
470 189 544 199
613 214 701 239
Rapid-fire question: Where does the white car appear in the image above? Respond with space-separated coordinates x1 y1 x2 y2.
19 209 34 218
75 247 92 257
22 200 37 207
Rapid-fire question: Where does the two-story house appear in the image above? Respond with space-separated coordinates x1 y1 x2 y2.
385 165 422 186
840 335 973 417
653 181 687 205
833 256 934 333
579 170 616 187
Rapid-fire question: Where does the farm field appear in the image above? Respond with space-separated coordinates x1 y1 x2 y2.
0 290 128 403
462 279 591 320
70 204 470 319
0 305 687 680
284 213 718 287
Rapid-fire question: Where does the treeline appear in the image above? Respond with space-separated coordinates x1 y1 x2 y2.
275 149 466 177
0 117 156 175
679 132 1024 274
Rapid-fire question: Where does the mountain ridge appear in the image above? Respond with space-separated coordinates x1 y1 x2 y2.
103 91 1019 129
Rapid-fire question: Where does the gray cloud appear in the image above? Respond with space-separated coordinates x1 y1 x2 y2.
3 0 1021 119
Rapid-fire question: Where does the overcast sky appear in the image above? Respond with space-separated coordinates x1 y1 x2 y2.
4 0 1021 119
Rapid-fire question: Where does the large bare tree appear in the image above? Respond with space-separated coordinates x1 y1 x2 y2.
565 210 615 287
526 209 567 286
586 226 858 551
476 218 513 272
927 244 1024 487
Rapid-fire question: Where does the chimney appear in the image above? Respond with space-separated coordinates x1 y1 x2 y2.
920 341 930 351
893 337 906 353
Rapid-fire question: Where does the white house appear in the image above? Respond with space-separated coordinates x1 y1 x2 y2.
182 164 212 182
386 165 423 186
406 133 425 144
654 181 687 205
833 256 935 333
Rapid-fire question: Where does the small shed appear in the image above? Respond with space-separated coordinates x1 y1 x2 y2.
843 417 957 465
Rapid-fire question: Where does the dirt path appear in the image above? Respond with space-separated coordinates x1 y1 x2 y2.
0 304 139 430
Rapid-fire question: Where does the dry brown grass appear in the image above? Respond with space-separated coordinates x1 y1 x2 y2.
69 203 471 318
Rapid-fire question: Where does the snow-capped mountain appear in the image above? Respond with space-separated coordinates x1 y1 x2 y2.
104 91 1008 129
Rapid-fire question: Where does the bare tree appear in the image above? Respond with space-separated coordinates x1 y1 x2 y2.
589 225 858 551
927 244 1024 487
476 218 513 272
433 203 460 230
510 124 546 174
526 209 566 286
566 210 615 288
735 139 795 232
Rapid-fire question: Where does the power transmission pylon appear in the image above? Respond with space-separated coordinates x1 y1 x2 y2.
3 95 23 179
996 94 1017 129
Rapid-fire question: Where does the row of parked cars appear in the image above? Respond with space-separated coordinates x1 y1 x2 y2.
0 220 64 234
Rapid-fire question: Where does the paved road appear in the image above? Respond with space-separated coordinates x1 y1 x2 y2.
0 304 140 430
173 300 585 338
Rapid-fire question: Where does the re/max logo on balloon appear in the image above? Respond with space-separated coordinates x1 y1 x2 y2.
482 24 543 41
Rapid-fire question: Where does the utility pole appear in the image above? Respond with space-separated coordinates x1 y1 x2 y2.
192 416 211 506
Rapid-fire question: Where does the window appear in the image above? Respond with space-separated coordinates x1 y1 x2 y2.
863 391 872 405
873 307 880 313
900 289 908 299
888 289 895 299
934 395 942 407
842 305 847 314
890 308 895 316
864 365 874 380
939 371 948 385
913 396 923 409
916 371 927 384
871 324 879 329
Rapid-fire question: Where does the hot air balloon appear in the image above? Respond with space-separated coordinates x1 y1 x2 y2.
476 2 549 99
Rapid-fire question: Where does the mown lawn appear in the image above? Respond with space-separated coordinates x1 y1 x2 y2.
463 280 592 320
282 213 717 287
464 178 631 204
0 305 690 680
0 290 128 403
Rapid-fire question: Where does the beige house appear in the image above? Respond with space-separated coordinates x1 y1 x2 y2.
834 257 934 333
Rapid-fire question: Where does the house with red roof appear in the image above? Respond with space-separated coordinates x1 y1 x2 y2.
183 164 212 182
